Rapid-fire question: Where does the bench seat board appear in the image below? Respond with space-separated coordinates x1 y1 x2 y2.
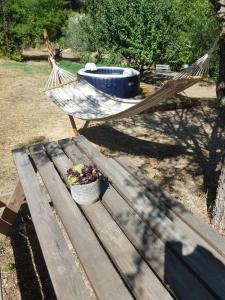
48 140 173 300
101 186 215 300
59 138 90 164
75 135 225 299
115 155 225 257
82 202 173 300
12 148 91 300
61 138 216 299
107 158 225 261
29 143 133 300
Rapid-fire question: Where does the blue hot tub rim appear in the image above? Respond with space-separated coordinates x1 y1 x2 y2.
77 66 140 99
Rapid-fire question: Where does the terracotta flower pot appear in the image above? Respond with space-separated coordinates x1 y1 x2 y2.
70 179 101 205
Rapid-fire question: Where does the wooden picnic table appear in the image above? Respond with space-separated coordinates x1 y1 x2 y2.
1 135 225 299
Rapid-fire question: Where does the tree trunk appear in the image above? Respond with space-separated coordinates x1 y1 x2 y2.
210 0 225 231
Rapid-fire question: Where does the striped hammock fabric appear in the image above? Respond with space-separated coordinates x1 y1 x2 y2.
45 40 218 121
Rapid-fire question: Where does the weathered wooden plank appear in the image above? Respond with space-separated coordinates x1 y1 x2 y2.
63 138 215 299
58 138 90 164
0 180 24 225
52 140 173 299
31 143 133 300
101 186 215 300
75 135 225 299
115 155 225 258
0 193 11 206
111 157 225 259
83 201 174 300
12 148 91 300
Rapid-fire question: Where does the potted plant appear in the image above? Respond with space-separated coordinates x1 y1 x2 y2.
66 163 101 205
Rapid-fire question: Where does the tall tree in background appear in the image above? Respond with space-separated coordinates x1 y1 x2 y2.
0 0 20 59
0 0 68 60
209 0 225 231
78 0 217 71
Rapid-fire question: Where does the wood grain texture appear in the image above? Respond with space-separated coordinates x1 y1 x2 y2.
58 138 90 164
101 185 215 300
82 201 174 300
13 148 90 300
31 142 133 300
61 138 215 299
55 139 174 300
115 155 225 258
0 193 11 206
112 157 225 261
75 135 225 299
0 180 24 224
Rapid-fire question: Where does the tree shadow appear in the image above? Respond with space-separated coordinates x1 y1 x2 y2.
80 125 189 158
142 71 173 86
101 164 225 299
22 54 81 63
9 204 56 300
164 241 225 299
80 101 220 218
139 106 222 217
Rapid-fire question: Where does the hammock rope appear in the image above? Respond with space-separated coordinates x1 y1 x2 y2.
44 38 218 123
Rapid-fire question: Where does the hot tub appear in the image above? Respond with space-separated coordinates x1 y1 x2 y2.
77 65 140 98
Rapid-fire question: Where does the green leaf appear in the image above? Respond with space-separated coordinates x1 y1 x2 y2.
67 175 78 186
73 164 84 174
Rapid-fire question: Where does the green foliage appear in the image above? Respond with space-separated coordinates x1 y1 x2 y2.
167 0 219 68
58 60 84 72
0 0 69 59
61 13 90 51
72 0 219 71
0 59 83 75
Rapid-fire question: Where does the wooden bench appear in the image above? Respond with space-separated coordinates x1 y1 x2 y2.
2 135 225 299
155 64 171 72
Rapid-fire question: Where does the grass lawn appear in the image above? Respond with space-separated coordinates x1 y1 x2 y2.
0 58 84 75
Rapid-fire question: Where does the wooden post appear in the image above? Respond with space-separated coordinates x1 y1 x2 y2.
83 121 91 129
0 193 11 206
69 115 79 136
0 179 25 235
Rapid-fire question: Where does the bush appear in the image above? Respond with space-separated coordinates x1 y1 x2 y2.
72 0 219 72
0 0 69 59
61 13 89 51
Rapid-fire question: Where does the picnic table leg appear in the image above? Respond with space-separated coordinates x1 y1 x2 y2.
0 179 25 235
68 115 79 136
83 121 90 129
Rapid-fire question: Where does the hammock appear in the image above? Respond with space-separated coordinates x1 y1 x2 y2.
44 39 218 123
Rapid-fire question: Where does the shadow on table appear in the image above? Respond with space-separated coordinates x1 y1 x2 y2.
107 155 225 299
81 100 221 218
164 241 225 298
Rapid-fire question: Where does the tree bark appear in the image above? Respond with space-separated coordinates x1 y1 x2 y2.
210 0 225 231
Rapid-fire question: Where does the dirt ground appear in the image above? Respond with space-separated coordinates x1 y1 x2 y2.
0 57 219 299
